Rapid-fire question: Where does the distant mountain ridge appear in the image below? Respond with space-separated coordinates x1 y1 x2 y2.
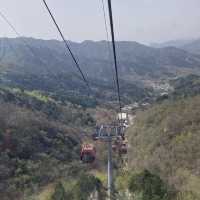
151 39 195 48
1 37 200 104
152 38 200 55
1 37 200 80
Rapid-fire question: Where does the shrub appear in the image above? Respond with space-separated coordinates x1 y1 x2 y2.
52 182 67 200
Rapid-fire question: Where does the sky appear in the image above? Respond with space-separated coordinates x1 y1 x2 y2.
0 0 200 44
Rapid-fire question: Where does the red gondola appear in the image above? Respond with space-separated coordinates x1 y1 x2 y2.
80 144 96 163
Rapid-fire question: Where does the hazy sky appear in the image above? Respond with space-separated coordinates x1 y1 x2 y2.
0 0 200 44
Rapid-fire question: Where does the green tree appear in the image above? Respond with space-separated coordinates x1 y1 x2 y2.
74 173 105 200
128 170 170 200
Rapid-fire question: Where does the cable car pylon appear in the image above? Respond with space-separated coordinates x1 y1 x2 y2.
90 124 125 199
107 131 113 200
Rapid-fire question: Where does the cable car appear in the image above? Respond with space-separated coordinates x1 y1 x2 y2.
112 139 120 152
112 143 117 151
119 141 128 155
92 133 98 141
116 125 126 140
92 128 99 140
80 144 96 163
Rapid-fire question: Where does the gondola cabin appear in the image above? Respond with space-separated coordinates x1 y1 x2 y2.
112 144 117 152
80 144 96 163
119 141 128 154
112 139 120 152
92 132 99 141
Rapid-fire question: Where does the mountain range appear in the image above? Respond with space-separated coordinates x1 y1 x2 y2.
152 38 200 55
1 37 200 200
0 37 200 104
1 37 200 81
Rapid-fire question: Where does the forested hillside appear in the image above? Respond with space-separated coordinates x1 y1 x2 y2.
1 0 200 198
170 74 200 98
0 84 110 200
1 38 200 84
127 95 200 200
0 38 200 200
2 37 200 106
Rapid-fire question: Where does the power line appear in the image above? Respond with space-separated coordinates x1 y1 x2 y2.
42 0 91 91
107 0 122 113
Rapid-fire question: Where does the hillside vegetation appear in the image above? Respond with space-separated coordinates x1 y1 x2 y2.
1 37 200 200
0 85 108 200
170 74 200 98
127 95 200 200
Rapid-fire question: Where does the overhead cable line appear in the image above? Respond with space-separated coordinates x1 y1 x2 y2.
100 0 116 89
107 0 122 113
0 10 70 86
42 0 91 91
0 10 47 68
0 11 20 38
0 10 74 90
101 0 110 42
0 11 35 56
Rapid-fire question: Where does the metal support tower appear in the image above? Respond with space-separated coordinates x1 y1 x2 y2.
107 132 113 200
95 125 122 199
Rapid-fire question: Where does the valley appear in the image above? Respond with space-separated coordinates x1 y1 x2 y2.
0 0 200 198
0 37 200 200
